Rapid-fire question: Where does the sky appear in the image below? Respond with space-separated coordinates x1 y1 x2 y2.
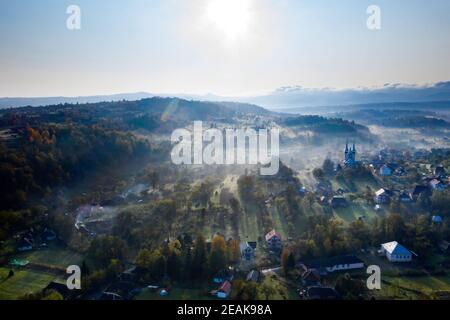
0 0 449 97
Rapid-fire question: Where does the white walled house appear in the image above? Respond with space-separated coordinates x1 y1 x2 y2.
380 241 412 262
379 165 393 176
375 188 390 204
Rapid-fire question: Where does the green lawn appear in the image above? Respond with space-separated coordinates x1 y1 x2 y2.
333 201 379 225
373 275 450 299
14 246 83 270
331 177 378 194
268 206 288 240
0 267 59 300
240 202 263 242
0 246 82 300
386 275 450 293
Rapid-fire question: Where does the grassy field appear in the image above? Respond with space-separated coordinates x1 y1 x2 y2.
333 200 380 225
0 267 60 300
268 206 288 240
331 177 379 194
0 246 81 300
373 275 450 299
239 201 263 242
14 245 83 270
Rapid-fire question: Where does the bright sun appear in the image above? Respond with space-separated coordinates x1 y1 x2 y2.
205 0 252 42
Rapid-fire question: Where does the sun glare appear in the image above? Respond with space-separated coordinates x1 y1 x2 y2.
205 0 252 42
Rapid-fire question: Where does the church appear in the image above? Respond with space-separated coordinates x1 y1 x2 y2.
344 141 357 167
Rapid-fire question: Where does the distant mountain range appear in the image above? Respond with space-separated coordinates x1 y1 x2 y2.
1 81 450 110
237 81 450 109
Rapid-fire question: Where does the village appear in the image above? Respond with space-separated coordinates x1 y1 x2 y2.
1 140 449 301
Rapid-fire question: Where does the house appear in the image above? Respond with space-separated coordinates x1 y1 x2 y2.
399 191 412 202
316 181 332 195
265 230 282 251
409 185 431 200
305 287 340 300
370 158 383 170
432 215 443 224
304 255 364 273
298 187 307 196
119 266 137 282
17 236 34 252
43 281 75 300
247 241 257 251
429 179 446 191
434 166 446 177
240 242 256 261
105 279 138 300
301 268 321 286
394 167 406 176
375 188 390 204
329 196 348 209
439 240 449 253
246 270 260 283
159 289 169 297
213 269 233 284
41 228 57 242
217 281 232 299
380 241 412 262
379 165 392 176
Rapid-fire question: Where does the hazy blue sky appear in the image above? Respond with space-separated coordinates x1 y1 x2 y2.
1 0 449 97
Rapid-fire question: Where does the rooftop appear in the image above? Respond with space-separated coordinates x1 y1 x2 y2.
381 241 411 255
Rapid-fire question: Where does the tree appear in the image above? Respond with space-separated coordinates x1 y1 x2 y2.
322 159 335 176
166 240 182 280
237 175 256 201
347 219 370 249
42 290 64 300
209 235 228 274
228 239 241 263
182 246 192 282
386 213 407 243
303 193 316 209
432 189 450 216
410 215 434 260
363 186 374 206
240 282 258 300
191 179 214 207
147 170 159 190
191 234 207 278
149 249 166 280
153 199 177 222
416 193 431 212
281 249 295 275
136 248 152 270
87 235 128 268
312 168 325 181
335 273 365 299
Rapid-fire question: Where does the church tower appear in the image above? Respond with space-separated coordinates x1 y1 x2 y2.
344 140 357 167
344 140 349 163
